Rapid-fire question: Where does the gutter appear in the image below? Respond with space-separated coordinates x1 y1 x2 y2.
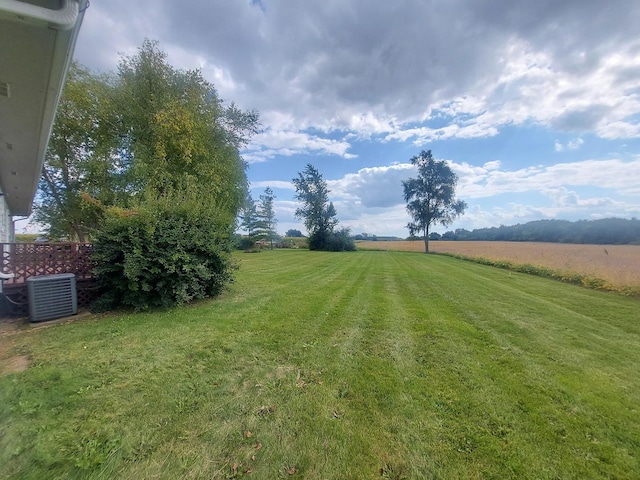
0 0 80 30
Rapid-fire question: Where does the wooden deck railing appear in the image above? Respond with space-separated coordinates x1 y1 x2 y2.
1 242 94 285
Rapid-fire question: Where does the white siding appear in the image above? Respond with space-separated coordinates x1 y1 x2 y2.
0 196 12 243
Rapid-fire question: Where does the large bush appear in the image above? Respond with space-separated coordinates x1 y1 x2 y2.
91 201 236 311
309 228 356 252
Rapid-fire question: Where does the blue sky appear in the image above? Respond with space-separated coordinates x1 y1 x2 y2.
35 0 640 237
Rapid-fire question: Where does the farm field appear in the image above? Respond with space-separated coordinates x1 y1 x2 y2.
1 250 640 479
357 240 640 287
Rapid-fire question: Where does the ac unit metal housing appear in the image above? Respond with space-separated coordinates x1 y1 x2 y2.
27 273 77 322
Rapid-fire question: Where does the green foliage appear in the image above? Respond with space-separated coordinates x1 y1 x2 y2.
236 236 256 251
286 229 303 237
33 63 118 242
283 236 308 249
292 164 338 236
239 192 259 238
34 40 259 309
402 150 467 252
292 164 348 251
14 234 39 243
91 200 236 311
309 227 356 251
113 39 255 214
35 40 258 247
254 187 278 248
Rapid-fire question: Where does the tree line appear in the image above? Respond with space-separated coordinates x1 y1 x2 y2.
237 164 356 252
431 218 640 244
236 150 466 254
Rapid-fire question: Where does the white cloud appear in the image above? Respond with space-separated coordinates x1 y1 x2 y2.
250 180 294 190
75 1 640 152
554 137 583 152
244 129 356 162
69 1 640 237
315 156 640 235
453 158 640 198
330 164 415 208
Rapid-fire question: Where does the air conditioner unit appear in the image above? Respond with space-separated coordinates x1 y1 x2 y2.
27 273 77 323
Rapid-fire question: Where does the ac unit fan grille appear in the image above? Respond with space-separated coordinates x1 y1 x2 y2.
27 273 77 322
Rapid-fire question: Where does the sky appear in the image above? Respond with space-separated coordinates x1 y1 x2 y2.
50 0 640 237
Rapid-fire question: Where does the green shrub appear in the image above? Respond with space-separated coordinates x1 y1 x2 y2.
91 202 236 311
237 237 255 251
309 228 356 252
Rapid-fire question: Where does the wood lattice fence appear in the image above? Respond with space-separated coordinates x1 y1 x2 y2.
1 243 96 318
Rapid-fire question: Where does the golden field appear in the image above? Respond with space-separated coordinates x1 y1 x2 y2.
357 240 640 287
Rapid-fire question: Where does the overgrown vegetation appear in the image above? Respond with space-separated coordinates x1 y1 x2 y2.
34 40 259 309
92 199 236 311
1 250 639 478
307 226 356 251
13 234 39 243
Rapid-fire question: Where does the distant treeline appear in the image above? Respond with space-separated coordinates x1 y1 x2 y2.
429 218 640 245
353 234 403 242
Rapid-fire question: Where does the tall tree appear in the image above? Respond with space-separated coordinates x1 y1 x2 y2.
239 192 259 239
113 39 258 218
33 63 117 241
402 150 467 253
292 164 339 249
255 187 278 249
35 40 260 241
90 40 259 309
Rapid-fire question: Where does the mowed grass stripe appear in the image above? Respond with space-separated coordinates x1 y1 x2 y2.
1 249 639 479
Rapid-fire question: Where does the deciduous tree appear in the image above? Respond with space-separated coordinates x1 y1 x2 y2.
402 150 467 253
37 40 260 309
33 63 117 241
113 39 258 218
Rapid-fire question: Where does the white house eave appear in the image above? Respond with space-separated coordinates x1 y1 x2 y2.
0 0 88 216
0 0 80 30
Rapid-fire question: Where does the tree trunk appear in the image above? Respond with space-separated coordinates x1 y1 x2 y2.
423 227 429 253
72 225 86 243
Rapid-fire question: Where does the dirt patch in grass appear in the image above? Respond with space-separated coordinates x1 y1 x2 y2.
0 312 112 376
0 318 30 375
0 355 30 375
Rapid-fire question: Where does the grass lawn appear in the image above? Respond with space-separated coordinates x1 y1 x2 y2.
1 250 639 479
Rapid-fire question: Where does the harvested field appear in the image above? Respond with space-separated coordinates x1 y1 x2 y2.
357 240 640 287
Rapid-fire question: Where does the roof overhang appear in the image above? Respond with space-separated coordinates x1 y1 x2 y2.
0 0 89 216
